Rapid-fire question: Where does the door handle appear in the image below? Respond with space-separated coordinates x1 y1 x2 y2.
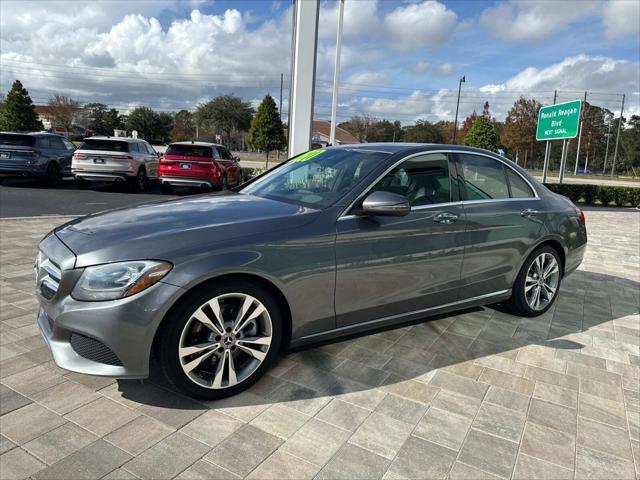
521 209 539 218
434 212 459 224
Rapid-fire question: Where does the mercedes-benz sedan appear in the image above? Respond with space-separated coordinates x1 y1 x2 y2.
35 144 587 399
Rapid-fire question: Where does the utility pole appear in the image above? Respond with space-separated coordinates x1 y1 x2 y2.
542 89 557 183
611 93 625 177
452 75 465 144
279 73 283 122
603 115 612 174
573 91 587 175
559 139 568 184
329 0 345 147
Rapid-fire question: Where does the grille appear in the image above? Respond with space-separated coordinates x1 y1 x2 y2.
70 333 123 366
35 253 61 300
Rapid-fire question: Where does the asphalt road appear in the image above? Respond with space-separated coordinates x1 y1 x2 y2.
0 177 182 218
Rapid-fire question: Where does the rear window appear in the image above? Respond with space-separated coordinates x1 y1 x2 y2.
79 139 130 152
166 144 213 158
0 134 35 147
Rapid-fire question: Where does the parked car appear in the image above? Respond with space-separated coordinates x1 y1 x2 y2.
0 131 75 185
576 168 593 175
158 141 242 194
35 144 587 400
72 136 159 192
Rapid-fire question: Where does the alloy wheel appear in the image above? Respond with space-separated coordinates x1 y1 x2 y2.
178 293 272 389
525 252 560 311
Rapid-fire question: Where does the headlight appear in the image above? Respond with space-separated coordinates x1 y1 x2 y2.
72 260 172 301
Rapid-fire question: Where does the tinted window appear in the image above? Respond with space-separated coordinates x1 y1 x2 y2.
220 147 233 160
372 153 451 206
241 149 388 208
145 143 156 155
506 168 534 198
36 137 51 149
49 136 65 149
166 144 213 158
212 148 222 159
459 154 509 200
0 134 36 147
79 139 129 152
62 138 76 151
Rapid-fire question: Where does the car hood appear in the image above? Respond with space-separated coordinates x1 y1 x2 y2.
55 192 317 267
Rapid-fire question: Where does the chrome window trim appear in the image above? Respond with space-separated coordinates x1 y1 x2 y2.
338 149 539 220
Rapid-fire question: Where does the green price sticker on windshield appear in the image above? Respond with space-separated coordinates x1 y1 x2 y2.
292 149 324 162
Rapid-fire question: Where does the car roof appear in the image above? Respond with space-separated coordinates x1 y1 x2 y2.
83 136 142 142
170 141 223 147
328 143 506 157
0 131 66 138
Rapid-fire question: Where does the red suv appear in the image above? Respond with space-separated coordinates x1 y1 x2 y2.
158 142 242 194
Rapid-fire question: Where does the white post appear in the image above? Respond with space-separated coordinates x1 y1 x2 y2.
288 0 320 157
574 91 587 175
329 0 345 147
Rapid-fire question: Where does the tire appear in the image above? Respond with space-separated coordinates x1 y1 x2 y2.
160 183 173 195
41 162 61 187
76 178 91 190
504 245 562 317
215 174 228 191
158 279 282 400
130 167 148 192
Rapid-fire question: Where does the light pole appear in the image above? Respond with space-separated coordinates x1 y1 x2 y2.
452 75 465 144
329 0 345 147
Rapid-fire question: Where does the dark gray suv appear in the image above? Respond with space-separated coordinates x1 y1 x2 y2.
35 144 587 399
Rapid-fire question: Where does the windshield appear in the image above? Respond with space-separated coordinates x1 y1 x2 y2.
0 134 35 147
240 149 389 208
166 144 213 158
79 139 129 152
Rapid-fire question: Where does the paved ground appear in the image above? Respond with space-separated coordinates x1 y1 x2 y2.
0 208 639 480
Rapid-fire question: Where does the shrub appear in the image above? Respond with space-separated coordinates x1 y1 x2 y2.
543 183 639 208
582 185 598 205
612 188 629 207
598 187 615 206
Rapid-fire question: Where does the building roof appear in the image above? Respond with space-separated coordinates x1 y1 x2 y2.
312 120 360 144
34 105 84 117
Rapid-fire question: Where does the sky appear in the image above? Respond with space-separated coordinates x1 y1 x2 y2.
1 0 638 125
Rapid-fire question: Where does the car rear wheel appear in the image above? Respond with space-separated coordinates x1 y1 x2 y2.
505 245 562 317
130 167 148 192
158 280 282 400
41 162 61 187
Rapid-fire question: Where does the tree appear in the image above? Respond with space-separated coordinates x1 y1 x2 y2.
84 103 124 136
338 115 375 142
402 119 443 143
462 116 501 152
125 107 172 143
171 110 196 141
366 120 403 142
501 97 541 167
435 121 456 144
47 94 81 134
195 95 253 146
0 80 43 131
156 112 174 143
458 110 478 143
245 94 286 167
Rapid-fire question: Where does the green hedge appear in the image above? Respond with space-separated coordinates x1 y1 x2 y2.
544 183 640 208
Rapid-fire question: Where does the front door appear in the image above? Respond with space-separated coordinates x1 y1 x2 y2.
335 152 467 327
454 152 545 298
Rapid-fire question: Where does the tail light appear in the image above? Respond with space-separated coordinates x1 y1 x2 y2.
21 149 40 156
113 155 134 160
575 207 585 224
73 153 87 159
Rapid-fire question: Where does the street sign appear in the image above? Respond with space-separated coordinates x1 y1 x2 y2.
536 99 582 141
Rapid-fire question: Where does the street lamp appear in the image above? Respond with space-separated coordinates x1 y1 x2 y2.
452 75 465 144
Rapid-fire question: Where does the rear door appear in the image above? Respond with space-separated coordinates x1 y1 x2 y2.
219 146 241 185
142 141 159 178
335 152 467 327
48 136 72 174
454 152 544 299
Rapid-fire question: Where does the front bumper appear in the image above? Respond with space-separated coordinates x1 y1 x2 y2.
35 233 184 379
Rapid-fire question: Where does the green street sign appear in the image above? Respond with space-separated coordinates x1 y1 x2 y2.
536 99 582 141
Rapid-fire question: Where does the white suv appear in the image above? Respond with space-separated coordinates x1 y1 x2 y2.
72 137 159 192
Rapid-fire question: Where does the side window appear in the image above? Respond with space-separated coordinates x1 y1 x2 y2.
371 153 451 206
145 143 156 155
212 148 222 160
49 137 65 149
62 138 75 151
129 143 139 153
506 168 535 198
37 137 51 149
221 147 233 160
459 154 509 200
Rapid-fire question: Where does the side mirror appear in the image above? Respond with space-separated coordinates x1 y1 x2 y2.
233 156 240 162
357 191 411 217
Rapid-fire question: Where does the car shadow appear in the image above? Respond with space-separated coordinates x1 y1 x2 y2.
113 269 638 412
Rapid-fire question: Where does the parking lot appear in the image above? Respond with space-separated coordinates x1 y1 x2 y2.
1 207 639 480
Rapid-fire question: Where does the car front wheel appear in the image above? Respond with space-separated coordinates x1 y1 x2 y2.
505 245 562 317
159 280 282 400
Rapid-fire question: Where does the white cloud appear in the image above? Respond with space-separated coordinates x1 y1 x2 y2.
413 61 430 73
344 71 387 87
435 63 454 76
384 1 457 51
318 0 379 41
603 0 640 39
480 0 599 41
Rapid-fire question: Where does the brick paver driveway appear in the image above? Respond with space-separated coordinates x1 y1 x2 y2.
1 209 638 480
